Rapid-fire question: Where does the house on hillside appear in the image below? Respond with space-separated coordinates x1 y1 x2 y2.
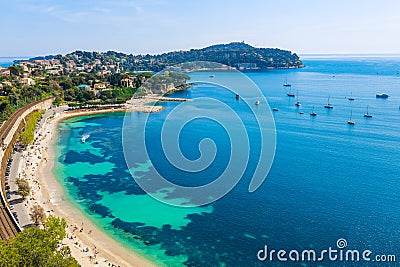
93 83 106 90
0 67 11 76
236 63 258 70
21 77 35 86
18 62 35 72
1 81 12 87
47 69 61 75
121 77 135 87
78 84 91 91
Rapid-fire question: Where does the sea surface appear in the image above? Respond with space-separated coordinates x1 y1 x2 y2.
54 57 400 266
0 57 28 67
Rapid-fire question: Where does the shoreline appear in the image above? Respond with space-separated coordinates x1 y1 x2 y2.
19 94 190 266
23 98 178 266
36 110 156 267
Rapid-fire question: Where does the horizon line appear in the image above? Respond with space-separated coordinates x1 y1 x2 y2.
2 52 400 60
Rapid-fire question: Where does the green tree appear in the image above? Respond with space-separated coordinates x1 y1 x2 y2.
16 178 30 199
0 99 9 113
100 90 113 100
108 73 122 86
58 78 74 90
8 90 19 108
8 66 23 76
19 110 43 145
82 90 95 101
64 88 76 101
4 216 80 267
0 240 21 267
112 88 123 98
53 98 61 106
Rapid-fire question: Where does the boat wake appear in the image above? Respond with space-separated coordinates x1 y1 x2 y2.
81 134 90 143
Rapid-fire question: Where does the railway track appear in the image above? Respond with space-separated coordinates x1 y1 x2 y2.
0 97 53 240
0 204 18 240
0 99 48 141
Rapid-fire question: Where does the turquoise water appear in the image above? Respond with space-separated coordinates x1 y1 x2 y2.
55 57 400 266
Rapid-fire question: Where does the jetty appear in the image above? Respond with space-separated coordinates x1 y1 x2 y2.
147 96 190 102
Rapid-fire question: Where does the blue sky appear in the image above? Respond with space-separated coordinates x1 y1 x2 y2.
1 0 400 56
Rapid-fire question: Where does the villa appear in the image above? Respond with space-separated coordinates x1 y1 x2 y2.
0 67 10 76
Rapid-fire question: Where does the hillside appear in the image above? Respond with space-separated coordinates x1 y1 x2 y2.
22 42 303 72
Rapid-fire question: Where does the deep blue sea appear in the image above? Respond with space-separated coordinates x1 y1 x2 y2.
55 57 400 266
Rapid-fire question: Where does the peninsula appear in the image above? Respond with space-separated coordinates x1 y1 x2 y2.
0 42 303 266
0 42 302 124
15 42 303 72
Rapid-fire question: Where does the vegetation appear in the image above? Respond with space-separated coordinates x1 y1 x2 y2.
19 110 44 145
53 98 61 106
0 70 146 123
0 216 80 267
62 42 304 72
30 205 46 226
140 71 190 94
0 42 302 267
0 42 303 124
16 178 30 199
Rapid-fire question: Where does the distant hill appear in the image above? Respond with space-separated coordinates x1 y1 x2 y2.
25 42 304 72
14 55 57 64
202 42 255 51
152 42 304 70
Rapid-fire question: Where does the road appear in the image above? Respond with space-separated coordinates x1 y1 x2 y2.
7 105 67 229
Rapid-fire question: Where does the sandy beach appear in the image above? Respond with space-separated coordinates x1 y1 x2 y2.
18 97 173 267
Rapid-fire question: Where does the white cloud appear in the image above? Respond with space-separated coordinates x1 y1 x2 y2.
135 5 143 13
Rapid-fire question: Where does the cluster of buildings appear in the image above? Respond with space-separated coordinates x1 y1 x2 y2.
0 56 150 99
77 74 143 96
0 67 10 77
14 56 124 77
0 66 35 93
77 83 111 97
19 58 63 75
0 80 12 95
0 66 11 92
1 59 59 90
65 54 123 74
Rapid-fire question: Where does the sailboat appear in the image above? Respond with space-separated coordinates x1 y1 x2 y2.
347 110 355 125
364 106 373 118
324 96 334 109
348 92 355 101
310 106 317 116
283 77 291 87
287 87 295 97
295 90 301 106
